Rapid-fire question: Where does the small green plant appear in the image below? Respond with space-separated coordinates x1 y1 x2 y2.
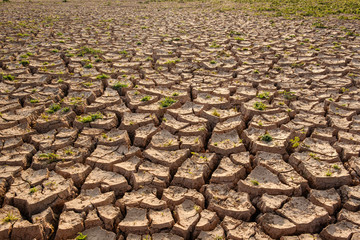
77 46 102 57
2 212 18 223
39 153 60 163
290 136 300 148
41 113 49 121
309 152 319 160
210 60 216 64
2 74 15 81
20 60 30 66
333 164 340 170
325 170 332 177
260 133 273 142
253 102 267 111
141 96 151 102
210 41 221 48
83 82 93 87
112 82 128 90
84 63 93 69
212 110 220 117
65 149 74 155
341 87 349 93
254 69 260 74
290 62 305 68
313 21 326 28
279 90 296 100
234 36 244 41
346 30 359 36
165 59 180 65
62 107 70 113
198 127 206 131
172 92 179 96
159 97 176 108
30 99 39 103
29 187 37 194
257 91 270 99
46 104 61 114
250 179 259 186
78 112 103 123
76 232 87 240
193 205 201 212
96 74 109 79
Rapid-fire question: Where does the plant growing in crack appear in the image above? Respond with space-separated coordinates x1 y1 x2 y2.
333 164 340 170
46 104 61 114
62 107 70 113
112 82 128 90
259 133 273 142
96 74 109 80
279 90 296 100
163 139 173 147
29 187 37 194
253 101 267 111
290 136 300 148
78 112 103 123
159 97 176 108
75 232 87 240
2 74 15 81
141 96 151 102
84 63 93 69
65 148 74 155
39 153 60 163
193 205 201 212
2 212 18 223
250 179 259 186
212 109 220 117
309 152 319 160
257 91 270 99
19 59 30 66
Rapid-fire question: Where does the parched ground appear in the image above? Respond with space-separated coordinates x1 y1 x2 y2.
0 0 360 239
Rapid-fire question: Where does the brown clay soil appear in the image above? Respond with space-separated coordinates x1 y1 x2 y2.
0 0 360 239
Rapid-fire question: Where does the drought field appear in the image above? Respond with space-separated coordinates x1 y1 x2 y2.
0 0 360 239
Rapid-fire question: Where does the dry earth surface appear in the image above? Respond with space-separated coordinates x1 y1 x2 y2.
0 0 360 239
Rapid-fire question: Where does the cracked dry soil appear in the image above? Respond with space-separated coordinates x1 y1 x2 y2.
0 0 360 239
